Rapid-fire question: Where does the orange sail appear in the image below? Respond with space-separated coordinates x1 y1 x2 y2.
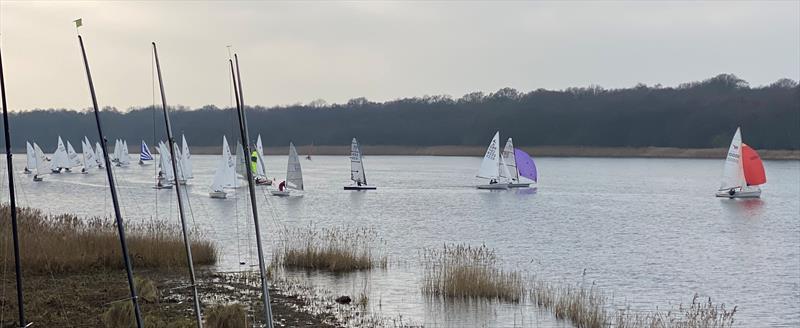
741 143 766 186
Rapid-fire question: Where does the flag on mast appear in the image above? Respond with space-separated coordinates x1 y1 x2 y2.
74 18 82 28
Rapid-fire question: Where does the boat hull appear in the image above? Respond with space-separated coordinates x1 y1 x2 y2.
716 187 761 199
33 176 43 182
270 190 291 196
476 184 509 190
209 191 227 199
344 185 377 190
508 183 531 188
256 178 272 186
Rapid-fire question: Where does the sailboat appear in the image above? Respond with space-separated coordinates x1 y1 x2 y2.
24 141 35 174
271 142 304 196
80 139 98 173
344 138 376 190
116 139 131 166
67 140 82 168
254 135 272 185
501 138 537 188
180 135 193 180
94 141 105 168
139 140 153 164
155 141 174 189
50 136 72 173
476 132 509 190
210 136 236 198
32 143 48 182
716 127 766 198
514 148 538 187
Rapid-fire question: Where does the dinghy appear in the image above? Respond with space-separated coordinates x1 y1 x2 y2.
67 141 81 168
180 135 193 179
116 140 131 166
476 132 509 190
94 141 105 168
139 140 153 165
24 141 35 174
254 135 272 185
80 139 98 173
155 141 174 189
344 138 376 190
50 136 71 173
209 136 236 198
501 138 535 188
271 142 304 196
514 148 538 187
716 127 766 198
32 143 48 182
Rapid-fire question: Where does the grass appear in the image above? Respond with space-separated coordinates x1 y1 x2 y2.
421 244 524 302
531 280 607 328
610 294 737 328
0 206 217 274
205 304 247 328
273 224 387 272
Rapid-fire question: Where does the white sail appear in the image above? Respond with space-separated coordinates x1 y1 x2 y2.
25 141 36 172
498 152 513 182
476 132 501 179
350 138 366 184
119 140 130 165
286 142 304 190
33 143 49 176
67 141 81 167
94 141 105 167
81 140 98 170
256 135 265 156
51 136 71 171
234 141 246 180
211 136 237 192
181 135 193 179
255 135 267 177
502 138 519 182
158 142 175 182
719 127 746 191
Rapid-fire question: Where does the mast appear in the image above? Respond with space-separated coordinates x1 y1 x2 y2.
152 42 203 327
231 55 275 327
77 34 143 328
0 42 27 328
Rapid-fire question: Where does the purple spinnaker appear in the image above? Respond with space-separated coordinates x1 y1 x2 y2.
514 148 537 182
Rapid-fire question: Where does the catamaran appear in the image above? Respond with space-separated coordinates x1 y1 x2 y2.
139 140 153 164
32 142 48 182
345 138 376 190
24 141 35 174
716 127 766 198
476 132 509 189
271 142 303 196
501 138 538 188
50 136 72 173
80 139 98 173
209 136 237 198
254 135 272 185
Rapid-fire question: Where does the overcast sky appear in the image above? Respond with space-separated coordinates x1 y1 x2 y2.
0 1 798 111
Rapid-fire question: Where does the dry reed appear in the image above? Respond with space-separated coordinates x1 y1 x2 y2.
204 303 247 328
274 224 387 272
0 206 217 274
421 244 523 302
611 294 737 328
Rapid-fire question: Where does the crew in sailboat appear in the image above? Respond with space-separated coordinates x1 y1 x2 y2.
270 142 303 196
253 136 272 185
345 138 376 190
24 141 35 174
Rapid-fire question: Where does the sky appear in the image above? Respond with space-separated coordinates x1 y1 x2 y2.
0 0 798 111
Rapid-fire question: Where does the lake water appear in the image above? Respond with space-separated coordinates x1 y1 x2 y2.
3 154 799 327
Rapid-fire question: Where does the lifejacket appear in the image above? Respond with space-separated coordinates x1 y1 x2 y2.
250 151 258 173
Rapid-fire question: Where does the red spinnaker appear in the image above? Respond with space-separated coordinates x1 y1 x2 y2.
742 144 766 186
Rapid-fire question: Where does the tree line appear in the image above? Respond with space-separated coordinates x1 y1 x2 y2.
6 74 799 151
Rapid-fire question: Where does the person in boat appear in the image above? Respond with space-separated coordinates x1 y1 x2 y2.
357 181 362 187
278 180 286 192
23 167 31 174
250 150 258 174
489 178 498 184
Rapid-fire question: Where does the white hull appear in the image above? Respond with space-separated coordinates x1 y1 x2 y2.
270 190 291 196
477 183 509 190
256 177 272 186
344 185 376 190
209 191 227 199
716 187 761 199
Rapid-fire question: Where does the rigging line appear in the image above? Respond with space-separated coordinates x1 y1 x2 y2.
152 46 159 224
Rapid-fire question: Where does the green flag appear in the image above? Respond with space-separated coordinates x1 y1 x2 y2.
73 18 82 28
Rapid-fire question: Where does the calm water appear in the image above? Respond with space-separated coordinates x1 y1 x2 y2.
2 154 799 327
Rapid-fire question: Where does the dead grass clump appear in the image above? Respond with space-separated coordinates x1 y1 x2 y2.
204 303 247 328
611 294 737 328
274 224 387 272
421 244 523 302
103 301 135 328
531 280 606 328
135 277 158 303
0 206 217 274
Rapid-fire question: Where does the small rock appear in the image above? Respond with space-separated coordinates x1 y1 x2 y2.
335 295 352 304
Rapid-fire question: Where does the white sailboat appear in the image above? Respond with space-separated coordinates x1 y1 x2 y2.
155 141 174 189
50 136 72 173
67 141 81 168
476 132 509 190
117 140 131 166
94 141 105 168
180 135 193 179
254 135 272 185
80 139 98 173
715 127 766 198
24 141 35 174
209 136 237 198
32 142 48 182
344 138 376 190
502 138 532 188
271 142 304 196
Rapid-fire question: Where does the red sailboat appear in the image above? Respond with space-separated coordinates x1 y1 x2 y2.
716 127 767 198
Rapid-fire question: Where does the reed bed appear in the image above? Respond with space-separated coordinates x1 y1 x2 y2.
0 206 217 274
531 280 607 328
274 224 387 272
610 294 737 328
421 244 523 302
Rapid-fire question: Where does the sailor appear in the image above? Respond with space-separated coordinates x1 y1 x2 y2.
250 150 258 174
278 180 286 191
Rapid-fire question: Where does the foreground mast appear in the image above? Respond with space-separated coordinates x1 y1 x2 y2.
0 41 27 328
152 42 203 327
76 31 143 328
230 54 274 327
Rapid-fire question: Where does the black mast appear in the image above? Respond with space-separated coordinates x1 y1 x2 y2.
0 43 27 328
151 42 203 327
230 55 274 327
77 34 143 328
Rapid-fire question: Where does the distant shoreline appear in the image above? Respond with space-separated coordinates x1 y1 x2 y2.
182 145 800 160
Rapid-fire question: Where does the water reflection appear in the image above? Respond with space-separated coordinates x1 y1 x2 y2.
720 198 766 218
